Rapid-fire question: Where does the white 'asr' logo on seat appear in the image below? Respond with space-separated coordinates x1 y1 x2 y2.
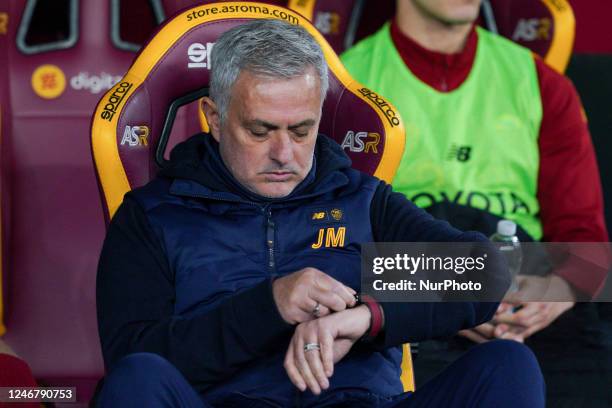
188 42 215 69
121 125 149 147
341 131 380 153
512 18 551 42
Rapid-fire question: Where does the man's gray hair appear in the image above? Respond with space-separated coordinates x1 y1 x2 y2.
209 19 329 123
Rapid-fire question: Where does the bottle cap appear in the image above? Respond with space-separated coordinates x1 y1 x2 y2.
497 220 517 237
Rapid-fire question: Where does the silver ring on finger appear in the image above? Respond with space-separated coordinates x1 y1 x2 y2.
304 343 321 352
312 302 321 318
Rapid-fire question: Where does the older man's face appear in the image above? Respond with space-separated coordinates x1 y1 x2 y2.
206 68 322 198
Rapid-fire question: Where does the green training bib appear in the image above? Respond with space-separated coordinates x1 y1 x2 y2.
342 24 543 239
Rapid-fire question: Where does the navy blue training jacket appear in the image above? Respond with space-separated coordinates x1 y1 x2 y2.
97 134 506 407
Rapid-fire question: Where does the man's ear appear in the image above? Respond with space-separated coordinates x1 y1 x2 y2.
201 96 221 142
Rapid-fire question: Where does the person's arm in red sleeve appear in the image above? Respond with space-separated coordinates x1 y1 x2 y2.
464 57 610 343
535 55 609 297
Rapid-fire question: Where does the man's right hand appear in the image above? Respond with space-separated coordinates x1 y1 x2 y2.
272 268 357 324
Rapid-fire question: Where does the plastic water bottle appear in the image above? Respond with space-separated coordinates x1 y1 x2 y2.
490 220 522 293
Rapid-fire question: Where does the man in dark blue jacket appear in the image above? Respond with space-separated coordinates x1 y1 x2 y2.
96 19 544 408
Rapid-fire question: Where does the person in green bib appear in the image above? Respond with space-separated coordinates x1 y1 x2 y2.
342 0 609 405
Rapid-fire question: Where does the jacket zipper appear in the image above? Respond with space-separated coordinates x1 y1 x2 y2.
266 208 276 271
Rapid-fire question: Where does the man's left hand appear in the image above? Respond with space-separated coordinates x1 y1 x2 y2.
283 305 371 395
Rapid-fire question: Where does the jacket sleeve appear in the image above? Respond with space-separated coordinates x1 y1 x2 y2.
368 181 506 348
97 195 293 388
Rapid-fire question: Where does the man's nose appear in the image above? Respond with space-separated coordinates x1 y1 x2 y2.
269 132 294 166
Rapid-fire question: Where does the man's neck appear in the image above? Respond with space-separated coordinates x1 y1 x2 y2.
396 2 473 54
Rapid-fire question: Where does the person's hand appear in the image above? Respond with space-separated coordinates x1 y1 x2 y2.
493 274 575 341
272 267 357 324
460 275 576 343
458 304 533 343
492 301 574 341
505 275 576 303
283 305 371 395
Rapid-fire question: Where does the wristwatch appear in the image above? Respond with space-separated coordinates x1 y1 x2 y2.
356 294 384 343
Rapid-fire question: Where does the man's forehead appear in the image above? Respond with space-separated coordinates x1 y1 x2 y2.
230 70 323 120
234 68 320 90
